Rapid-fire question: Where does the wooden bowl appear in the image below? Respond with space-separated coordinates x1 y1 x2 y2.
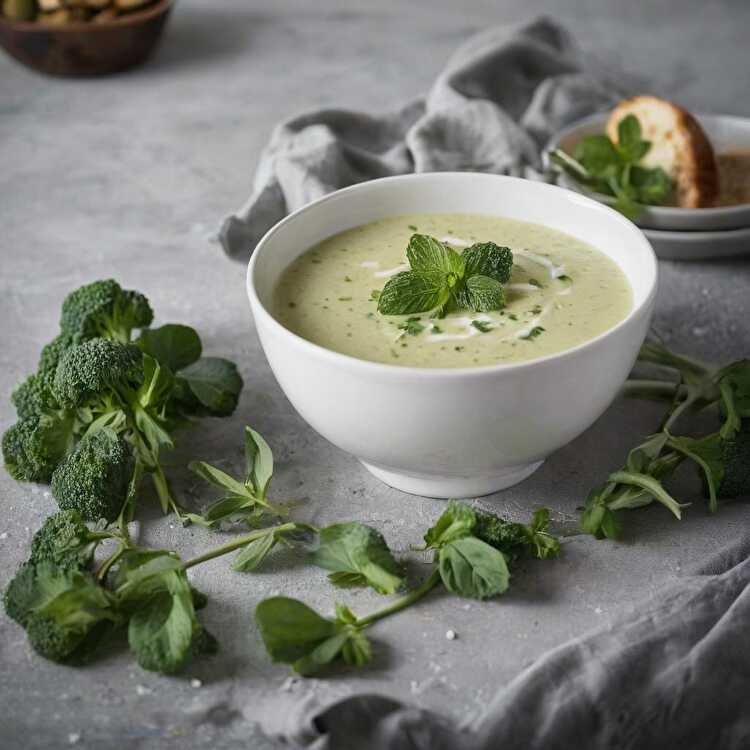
0 0 173 76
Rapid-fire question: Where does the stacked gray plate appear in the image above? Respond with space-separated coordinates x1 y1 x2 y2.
547 113 750 261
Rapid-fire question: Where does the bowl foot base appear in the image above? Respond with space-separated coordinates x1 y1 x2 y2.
360 460 544 498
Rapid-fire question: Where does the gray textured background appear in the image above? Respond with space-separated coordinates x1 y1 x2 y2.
1 1 749 748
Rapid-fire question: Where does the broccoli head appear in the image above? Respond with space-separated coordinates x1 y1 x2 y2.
11 374 51 420
37 333 75 384
52 338 144 410
474 507 560 560
29 510 101 569
2 412 76 483
51 429 135 522
60 279 153 345
718 425 750 498
4 561 117 664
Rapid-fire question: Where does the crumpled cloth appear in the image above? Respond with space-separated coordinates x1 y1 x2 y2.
219 17 624 260
283 538 750 750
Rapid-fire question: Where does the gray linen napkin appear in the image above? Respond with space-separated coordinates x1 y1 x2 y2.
283 538 750 750
219 17 622 260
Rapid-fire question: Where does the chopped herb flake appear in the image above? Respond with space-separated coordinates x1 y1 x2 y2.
338 296 352 302
471 320 493 333
370 290 381 301
520 326 545 340
528 279 543 288
557 274 572 283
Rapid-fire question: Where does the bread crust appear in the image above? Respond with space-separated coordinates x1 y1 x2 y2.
606 95 719 208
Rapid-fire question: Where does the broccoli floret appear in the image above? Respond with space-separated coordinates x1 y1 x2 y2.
60 279 153 345
718 426 750 498
4 562 117 664
38 333 76 385
51 430 135 522
11 374 50 420
52 338 144 410
3 561 38 625
2 412 76 483
474 508 560 560
29 510 100 569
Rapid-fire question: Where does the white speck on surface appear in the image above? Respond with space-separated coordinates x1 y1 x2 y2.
190 678 202 689
445 629 457 640
0 532 7 540
135 685 152 696
280 677 299 692
68 733 80 745
594 607 603 615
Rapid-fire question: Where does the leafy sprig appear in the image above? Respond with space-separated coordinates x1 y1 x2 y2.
549 114 673 219
255 500 559 675
582 340 750 539
377 234 513 317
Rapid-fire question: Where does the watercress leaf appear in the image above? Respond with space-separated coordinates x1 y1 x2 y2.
334 603 359 626
377 271 451 316
573 134 621 174
245 426 274 496
292 629 352 676
136 354 175 412
128 569 197 674
312 523 404 595
255 596 339 665
137 324 202 373
462 242 514 284
438 537 510 600
177 357 243 417
608 470 686 519
630 165 672 205
407 234 465 278
201 494 255 524
718 360 750 439
464 275 506 312
423 501 476 548
327 571 369 589
188 461 249 497
232 532 278 572
668 435 724 513
341 629 372 667
616 115 650 163
626 433 669 473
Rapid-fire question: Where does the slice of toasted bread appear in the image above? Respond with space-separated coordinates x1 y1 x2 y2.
606 95 718 208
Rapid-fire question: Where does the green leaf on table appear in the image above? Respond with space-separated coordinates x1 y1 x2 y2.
245 426 274 496
137 324 202 373
438 537 510 600
312 522 404 595
574 134 621 173
423 501 476 549
232 531 278 572
377 271 451 316
255 597 371 676
176 357 243 417
189 461 248 496
127 569 198 674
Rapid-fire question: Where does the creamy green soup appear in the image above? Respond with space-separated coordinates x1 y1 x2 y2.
272 213 632 368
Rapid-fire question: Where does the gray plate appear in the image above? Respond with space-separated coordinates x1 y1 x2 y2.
643 225 750 261
546 112 750 232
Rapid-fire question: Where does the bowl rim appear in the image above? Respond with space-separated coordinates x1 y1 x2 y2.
0 0 172 31
246 172 658 379
546 111 750 216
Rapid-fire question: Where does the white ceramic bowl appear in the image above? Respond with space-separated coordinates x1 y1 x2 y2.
246 173 657 499
547 112 750 232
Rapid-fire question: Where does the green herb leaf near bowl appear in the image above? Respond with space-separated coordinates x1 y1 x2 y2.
549 114 674 219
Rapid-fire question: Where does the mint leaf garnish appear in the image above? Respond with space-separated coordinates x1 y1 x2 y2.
376 271 451 316
377 235 513 317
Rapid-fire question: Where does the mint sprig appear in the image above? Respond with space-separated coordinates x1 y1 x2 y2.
550 114 673 219
377 234 513 317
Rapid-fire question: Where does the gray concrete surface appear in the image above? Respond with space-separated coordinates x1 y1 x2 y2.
1 1 749 748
